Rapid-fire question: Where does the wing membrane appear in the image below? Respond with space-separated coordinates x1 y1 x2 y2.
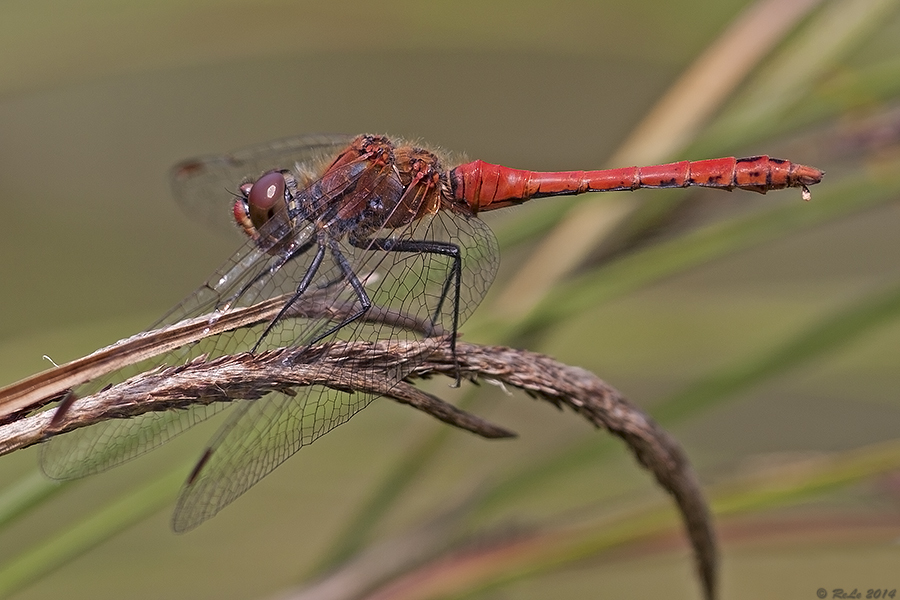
171 134 355 238
42 135 501 532
171 208 498 531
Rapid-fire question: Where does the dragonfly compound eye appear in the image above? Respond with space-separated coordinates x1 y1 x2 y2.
248 170 288 230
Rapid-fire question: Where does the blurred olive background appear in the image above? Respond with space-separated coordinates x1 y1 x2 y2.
2 1 900 599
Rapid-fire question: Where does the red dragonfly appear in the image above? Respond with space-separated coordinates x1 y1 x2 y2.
27 134 821 531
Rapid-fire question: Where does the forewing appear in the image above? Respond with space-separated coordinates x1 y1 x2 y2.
47 135 503 531
172 207 499 530
41 137 367 479
171 134 355 238
41 136 363 479
40 222 320 477
172 384 368 532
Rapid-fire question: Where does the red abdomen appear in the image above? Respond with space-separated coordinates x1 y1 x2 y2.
449 156 824 213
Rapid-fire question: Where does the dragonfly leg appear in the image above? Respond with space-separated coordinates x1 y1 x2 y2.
352 236 463 383
224 237 317 310
300 239 373 346
256 238 375 353
252 242 328 352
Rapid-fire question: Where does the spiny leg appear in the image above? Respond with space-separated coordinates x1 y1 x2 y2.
252 241 327 352
351 236 463 380
224 237 317 312
299 238 373 347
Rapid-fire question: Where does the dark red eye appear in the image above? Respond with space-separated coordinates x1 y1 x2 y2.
248 171 286 212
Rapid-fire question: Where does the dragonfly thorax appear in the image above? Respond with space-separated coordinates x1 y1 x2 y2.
234 135 452 252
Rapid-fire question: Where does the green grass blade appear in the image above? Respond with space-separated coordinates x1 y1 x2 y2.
0 472 66 530
475 277 900 516
653 280 900 423
0 465 184 597
485 0 827 317
375 438 900 600
496 166 900 344
310 425 455 574
700 0 900 151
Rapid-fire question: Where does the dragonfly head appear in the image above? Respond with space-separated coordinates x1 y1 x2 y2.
234 170 292 245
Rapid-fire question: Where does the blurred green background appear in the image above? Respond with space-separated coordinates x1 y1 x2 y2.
1 0 900 598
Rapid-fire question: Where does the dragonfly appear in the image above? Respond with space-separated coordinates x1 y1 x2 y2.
2 134 823 532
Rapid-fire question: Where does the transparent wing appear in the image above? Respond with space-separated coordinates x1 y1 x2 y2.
44 135 501 531
41 136 353 478
171 134 355 239
172 208 499 531
172 388 357 532
40 226 310 478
